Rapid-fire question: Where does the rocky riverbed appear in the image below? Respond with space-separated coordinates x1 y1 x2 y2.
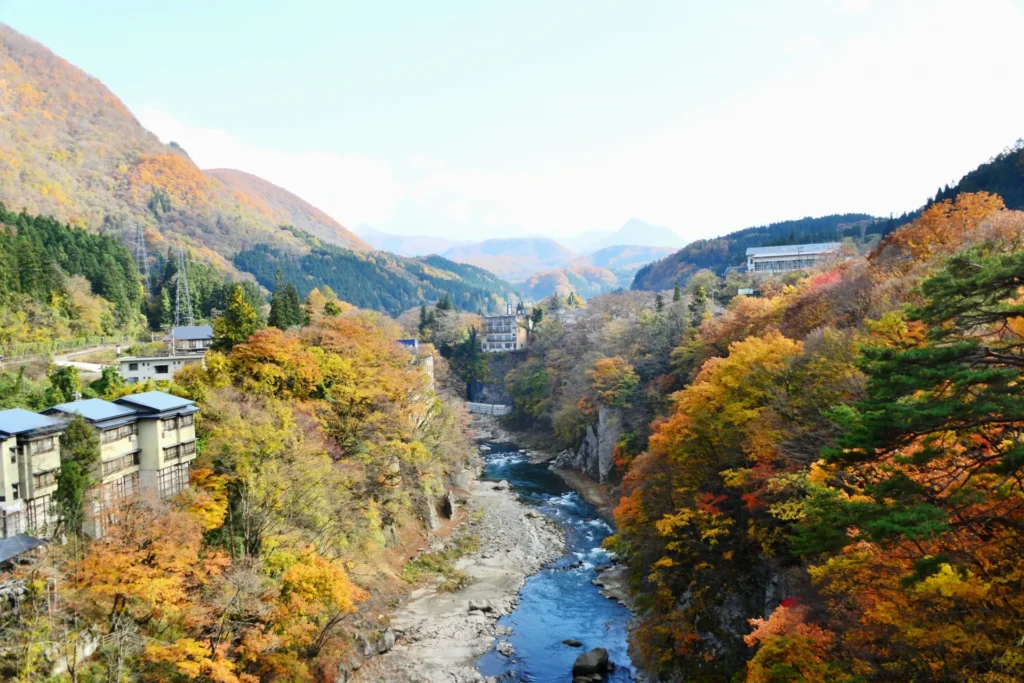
355 475 565 682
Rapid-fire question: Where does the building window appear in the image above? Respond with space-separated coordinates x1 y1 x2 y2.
105 471 140 502
180 414 194 427
163 440 197 461
30 438 55 455
128 362 139 371
161 418 177 434
33 469 59 489
157 463 190 499
25 494 53 531
1 509 23 538
102 451 140 477
154 364 169 374
11 483 19 501
102 423 136 444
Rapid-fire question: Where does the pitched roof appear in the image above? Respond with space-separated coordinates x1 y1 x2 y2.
0 409 62 437
114 391 194 413
168 325 213 341
0 534 46 564
47 398 137 423
746 242 842 257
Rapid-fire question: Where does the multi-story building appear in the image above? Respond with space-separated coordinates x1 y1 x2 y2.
118 353 205 384
0 410 65 538
0 391 201 539
113 391 198 499
745 242 842 275
164 325 214 354
482 304 530 353
44 399 142 537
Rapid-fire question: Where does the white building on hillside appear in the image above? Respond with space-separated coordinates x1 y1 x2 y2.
746 242 842 275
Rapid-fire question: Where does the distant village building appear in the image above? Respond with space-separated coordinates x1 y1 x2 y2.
1 391 199 539
118 353 205 384
119 325 212 384
164 325 214 354
482 304 530 353
745 242 842 275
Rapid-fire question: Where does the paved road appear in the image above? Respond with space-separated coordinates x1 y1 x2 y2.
51 346 118 375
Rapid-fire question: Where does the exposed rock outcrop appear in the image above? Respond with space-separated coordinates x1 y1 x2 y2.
553 405 622 483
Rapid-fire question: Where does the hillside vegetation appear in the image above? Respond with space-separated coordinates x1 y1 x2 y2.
632 213 880 291
518 264 620 300
236 233 515 316
0 299 473 680
0 202 143 344
510 191 1024 681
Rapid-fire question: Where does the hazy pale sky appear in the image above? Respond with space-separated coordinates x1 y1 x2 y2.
3 0 1024 242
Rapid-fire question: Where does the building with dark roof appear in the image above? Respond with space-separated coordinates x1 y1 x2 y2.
165 325 214 354
0 409 65 539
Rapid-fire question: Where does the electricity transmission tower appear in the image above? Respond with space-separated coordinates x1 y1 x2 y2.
133 223 150 292
174 248 195 328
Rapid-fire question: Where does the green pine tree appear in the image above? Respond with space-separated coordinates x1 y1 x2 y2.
213 284 262 351
54 414 100 536
673 282 682 302
46 366 81 405
159 287 173 328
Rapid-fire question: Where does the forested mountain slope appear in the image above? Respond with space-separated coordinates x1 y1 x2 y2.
0 24 512 315
236 233 516 316
205 169 369 251
632 213 879 290
0 202 143 343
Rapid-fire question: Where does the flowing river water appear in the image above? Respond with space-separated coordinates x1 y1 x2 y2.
475 443 636 681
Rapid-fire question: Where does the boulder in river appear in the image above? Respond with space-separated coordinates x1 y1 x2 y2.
572 647 610 676
562 638 583 647
493 480 511 490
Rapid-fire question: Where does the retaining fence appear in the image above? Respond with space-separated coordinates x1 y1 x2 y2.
0 336 131 362
466 402 511 416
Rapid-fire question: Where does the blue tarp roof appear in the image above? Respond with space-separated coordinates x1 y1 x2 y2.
169 325 213 340
0 409 62 437
48 398 137 423
114 391 194 413
0 534 46 564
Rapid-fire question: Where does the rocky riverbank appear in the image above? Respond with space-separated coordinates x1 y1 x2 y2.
355 473 565 682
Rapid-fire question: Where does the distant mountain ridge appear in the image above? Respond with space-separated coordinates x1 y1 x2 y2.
567 218 686 252
441 237 579 281
356 226 471 256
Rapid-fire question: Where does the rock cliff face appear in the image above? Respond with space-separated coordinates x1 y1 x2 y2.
554 405 622 483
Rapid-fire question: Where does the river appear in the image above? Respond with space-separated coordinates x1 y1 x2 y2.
475 443 635 682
